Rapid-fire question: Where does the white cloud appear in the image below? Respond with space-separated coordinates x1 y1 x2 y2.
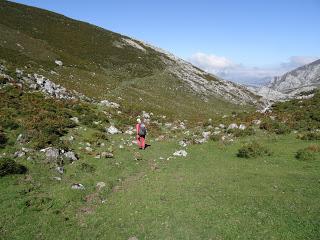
189 52 318 85
190 52 236 71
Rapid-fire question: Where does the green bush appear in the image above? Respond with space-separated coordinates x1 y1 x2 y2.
209 134 221 142
228 127 255 137
80 163 96 173
298 131 320 140
0 76 9 84
295 149 316 161
237 142 272 158
260 120 291 135
0 130 8 148
0 158 27 177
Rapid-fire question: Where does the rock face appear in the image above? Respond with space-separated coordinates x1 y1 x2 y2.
269 59 320 95
140 41 260 106
251 59 320 101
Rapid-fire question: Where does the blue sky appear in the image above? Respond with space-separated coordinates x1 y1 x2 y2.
11 0 320 84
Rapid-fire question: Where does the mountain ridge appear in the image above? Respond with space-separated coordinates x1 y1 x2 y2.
0 0 262 121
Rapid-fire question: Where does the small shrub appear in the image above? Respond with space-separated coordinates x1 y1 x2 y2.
298 131 320 140
306 144 320 153
228 127 255 137
0 76 8 84
93 132 109 141
295 149 316 161
0 158 27 177
274 123 291 135
259 120 291 134
80 163 96 173
0 130 8 148
209 134 221 142
237 142 272 158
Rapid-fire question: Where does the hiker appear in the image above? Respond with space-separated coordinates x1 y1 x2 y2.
136 118 147 149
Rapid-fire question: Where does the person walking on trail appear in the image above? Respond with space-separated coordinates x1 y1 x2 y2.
136 118 147 149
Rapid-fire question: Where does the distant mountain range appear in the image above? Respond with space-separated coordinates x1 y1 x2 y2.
250 59 320 101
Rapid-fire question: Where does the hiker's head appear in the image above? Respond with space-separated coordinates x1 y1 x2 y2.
137 118 141 124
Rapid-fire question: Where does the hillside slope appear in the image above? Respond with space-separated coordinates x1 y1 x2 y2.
268 59 320 95
0 1 262 120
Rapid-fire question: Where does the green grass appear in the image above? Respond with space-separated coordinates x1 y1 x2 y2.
1 132 319 239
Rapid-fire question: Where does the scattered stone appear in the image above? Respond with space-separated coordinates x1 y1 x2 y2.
179 140 187 148
40 147 60 162
173 150 188 157
53 176 62 181
63 151 78 162
202 131 211 139
101 152 114 158
85 147 93 152
155 135 165 141
70 117 79 124
107 125 120 134
27 156 33 161
14 150 25 158
252 119 261 125
56 166 64 174
16 134 24 144
96 182 106 190
239 124 246 130
55 60 63 66
99 100 120 108
128 237 138 240
67 136 74 141
125 127 134 135
71 183 85 190
219 124 225 129
228 123 238 130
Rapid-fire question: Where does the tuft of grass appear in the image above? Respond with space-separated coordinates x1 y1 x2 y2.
298 131 320 141
237 141 272 158
0 129 8 148
0 158 27 177
295 148 316 161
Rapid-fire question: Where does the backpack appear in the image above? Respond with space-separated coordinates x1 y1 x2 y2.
139 123 147 136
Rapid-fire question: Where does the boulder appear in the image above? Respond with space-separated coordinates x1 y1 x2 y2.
202 131 211 139
101 152 114 158
107 126 120 134
252 119 262 125
55 60 63 66
71 183 85 190
239 124 246 130
173 150 188 157
63 151 78 162
228 123 238 130
70 117 79 124
96 182 106 190
40 147 60 162
14 150 25 158
56 166 64 174
179 140 187 148
99 100 120 108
